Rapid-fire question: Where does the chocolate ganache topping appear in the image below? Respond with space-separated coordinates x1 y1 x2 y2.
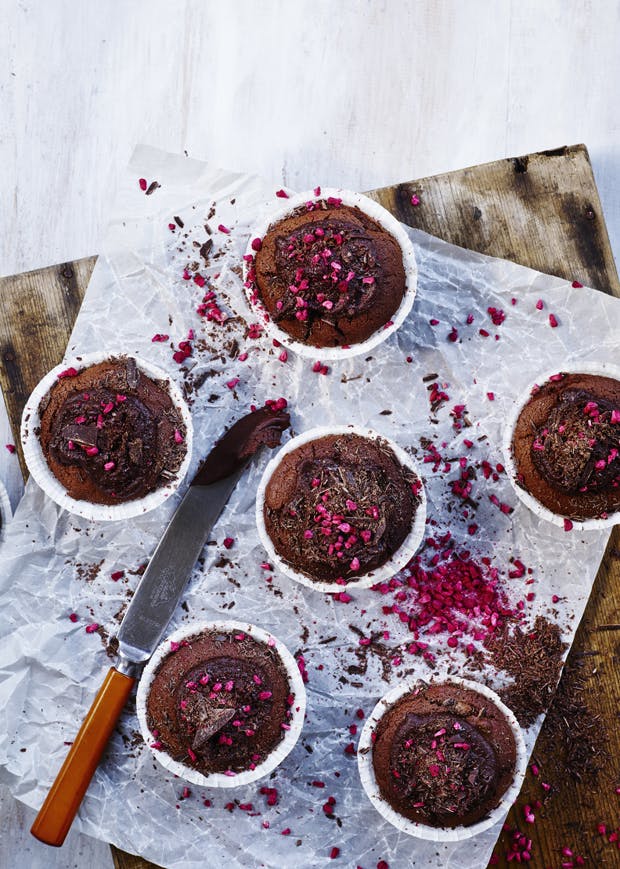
38 358 187 505
531 388 619 492
252 200 407 348
371 683 517 828
263 433 421 583
146 629 294 775
511 373 620 520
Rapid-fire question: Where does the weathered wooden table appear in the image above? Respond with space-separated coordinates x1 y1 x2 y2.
1 144 618 868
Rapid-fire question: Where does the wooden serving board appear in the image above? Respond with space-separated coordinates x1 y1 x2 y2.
1 144 618 869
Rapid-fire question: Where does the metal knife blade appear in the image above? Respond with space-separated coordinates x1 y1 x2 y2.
117 465 247 668
114 404 289 673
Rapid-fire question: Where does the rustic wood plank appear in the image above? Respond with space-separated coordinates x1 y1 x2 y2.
0 256 97 477
0 145 618 869
368 144 620 295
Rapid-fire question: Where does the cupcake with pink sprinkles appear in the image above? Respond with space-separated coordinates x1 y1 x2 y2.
243 188 417 360
256 425 426 592
137 621 306 788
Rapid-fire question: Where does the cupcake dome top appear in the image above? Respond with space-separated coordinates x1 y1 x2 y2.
511 371 620 522
253 198 407 348
37 356 187 505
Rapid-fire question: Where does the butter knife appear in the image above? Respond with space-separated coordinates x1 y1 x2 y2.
31 405 290 847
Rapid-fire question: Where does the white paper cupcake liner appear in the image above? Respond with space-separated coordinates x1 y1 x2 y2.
502 360 620 532
255 425 427 593
20 351 193 522
357 675 527 842
136 620 307 789
243 187 418 361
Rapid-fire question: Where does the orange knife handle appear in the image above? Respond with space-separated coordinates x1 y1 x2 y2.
30 667 135 847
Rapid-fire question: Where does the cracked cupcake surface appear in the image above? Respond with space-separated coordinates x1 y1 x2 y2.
252 200 407 348
145 630 294 776
371 683 518 828
262 433 422 583
511 372 620 521
38 357 187 504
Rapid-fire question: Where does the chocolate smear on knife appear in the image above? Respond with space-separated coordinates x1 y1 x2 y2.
192 406 290 486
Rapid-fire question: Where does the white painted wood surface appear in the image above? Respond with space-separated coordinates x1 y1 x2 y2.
1 1 620 866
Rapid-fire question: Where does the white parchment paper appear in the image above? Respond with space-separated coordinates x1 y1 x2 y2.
1 145 619 869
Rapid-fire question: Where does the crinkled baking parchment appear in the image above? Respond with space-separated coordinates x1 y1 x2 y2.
1 145 619 869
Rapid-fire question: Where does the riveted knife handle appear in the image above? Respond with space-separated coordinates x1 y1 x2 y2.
31 667 135 847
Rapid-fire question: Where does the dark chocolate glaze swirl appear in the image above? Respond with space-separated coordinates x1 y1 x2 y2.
272 216 384 320
389 713 496 823
254 202 406 348
372 683 517 829
39 358 187 505
511 372 620 521
531 388 619 493
146 630 293 775
49 388 159 498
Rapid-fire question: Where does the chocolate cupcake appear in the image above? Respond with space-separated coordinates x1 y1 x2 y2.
21 353 192 520
244 189 417 359
137 621 306 787
256 427 426 591
358 679 526 840
507 369 620 525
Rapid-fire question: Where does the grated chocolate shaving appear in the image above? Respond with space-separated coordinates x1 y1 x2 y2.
485 615 568 727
